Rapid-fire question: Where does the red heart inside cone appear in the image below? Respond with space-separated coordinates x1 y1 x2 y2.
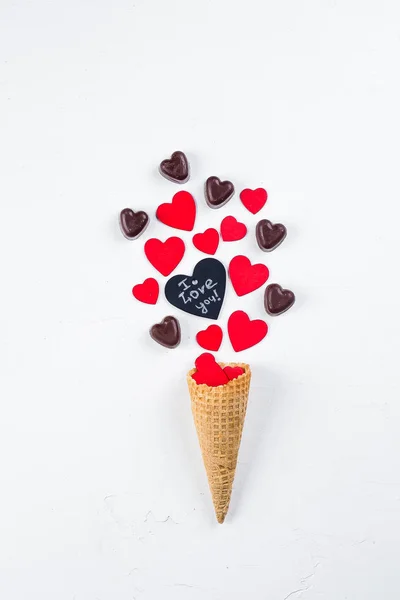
192 228 219 255
156 190 196 231
229 255 269 296
144 237 185 276
196 324 223 351
228 310 268 352
240 188 268 214
223 366 244 380
192 353 229 386
132 278 159 304
220 216 247 242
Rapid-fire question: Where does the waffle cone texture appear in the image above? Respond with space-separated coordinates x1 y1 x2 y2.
187 363 251 524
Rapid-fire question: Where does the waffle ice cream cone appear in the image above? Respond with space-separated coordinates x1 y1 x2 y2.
187 363 251 524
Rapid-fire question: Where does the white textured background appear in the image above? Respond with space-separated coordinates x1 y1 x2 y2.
1 1 400 599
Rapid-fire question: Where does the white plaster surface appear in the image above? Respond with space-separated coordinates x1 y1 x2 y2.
1 1 400 598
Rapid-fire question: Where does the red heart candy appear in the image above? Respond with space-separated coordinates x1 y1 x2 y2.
132 278 159 304
223 366 244 380
196 324 223 351
192 353 229 386
192 228 219 255
156 190 196 231
240 188 268 214
144 237 185 276
229 255 269 297
228 310 268 352
220 216 247 242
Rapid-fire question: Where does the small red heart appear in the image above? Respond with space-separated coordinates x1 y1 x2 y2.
220 216 247 242
240 188 268 214
196 325 223 351
228 311 268 352
156 190 196 231
192 228 219 255
192 353 229 387
229 255 269 297
132 278 159 304
144 237 185 276
223 366 244 380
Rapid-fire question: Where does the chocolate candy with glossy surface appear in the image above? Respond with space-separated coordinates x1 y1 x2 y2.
264 284 295 315
119 209 149 240
150 316 181 348
205 176 234 208
159 151 189 183
256 219 287 251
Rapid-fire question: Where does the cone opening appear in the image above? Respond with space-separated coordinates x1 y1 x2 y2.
187 363 251 390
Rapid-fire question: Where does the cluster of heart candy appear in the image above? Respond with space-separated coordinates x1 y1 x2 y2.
192 353 245 386
119 151 295 353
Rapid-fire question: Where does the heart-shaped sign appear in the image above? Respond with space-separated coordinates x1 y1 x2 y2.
165 258 226 320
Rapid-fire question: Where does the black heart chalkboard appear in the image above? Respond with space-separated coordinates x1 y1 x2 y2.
164 258 226 320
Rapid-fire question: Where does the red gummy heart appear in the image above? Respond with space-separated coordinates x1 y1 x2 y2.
223 366 244 380
240 188 268 214
192 228 219 255
229 255 269 297
144 237 185 276
220 216 247 242
156 190 196 231
228 311 268 352
192 352 229 386
196 324 223 351
132 278 159 304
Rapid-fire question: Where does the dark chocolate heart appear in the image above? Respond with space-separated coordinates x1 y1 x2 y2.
256 219 287 251
264 284 295 315
205 176 234 208
165 258 226 320
119 208 149 240
150 316 181 348
159 151 189 183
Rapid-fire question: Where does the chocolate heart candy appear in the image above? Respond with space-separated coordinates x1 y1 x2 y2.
159 151 189 183
119 208 149 240
256 219 287 251
264 284 295 315
205 176 234 208
150 316 181 348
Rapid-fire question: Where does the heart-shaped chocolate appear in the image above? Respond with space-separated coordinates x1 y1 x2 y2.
264 284 295 315
205 176 234 208
165 258 226 320
159 151 189 183
119 208 149 240
150 316 181 348
256 219 287 252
